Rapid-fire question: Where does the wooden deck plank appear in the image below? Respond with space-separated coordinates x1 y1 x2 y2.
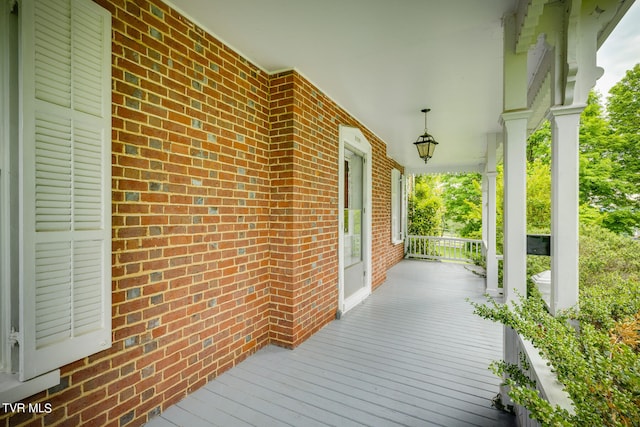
318 306 502 349
299 337 499 397
240 348 503 426
158 405 217 427
214 368 376 427
325 319 501 356
221 364 371 427
257 344 498 412
337 308 503 349
188 385 290 427
146 260 516 427
200 377 329 427
175 391 255 427
307 331 499 386
212 350 416 426
289 346 497 407
232 350 451 426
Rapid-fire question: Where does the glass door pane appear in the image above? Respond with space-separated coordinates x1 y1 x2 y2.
343 149 364 299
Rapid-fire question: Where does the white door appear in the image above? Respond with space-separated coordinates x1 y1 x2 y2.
343 149 365 301
338 126 372 317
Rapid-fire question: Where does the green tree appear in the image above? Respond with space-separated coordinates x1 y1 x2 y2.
438 124 552 242
526 159 551 233
440 173 483 238
527 120 551 164
579 92 629 232
407 174 444 236
608 63 640 172
604 64 640 234
496 164 504 254
526 91 638 235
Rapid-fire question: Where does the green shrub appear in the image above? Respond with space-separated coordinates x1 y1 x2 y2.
407 175 444 237
579 224 640 289
472 224 640 426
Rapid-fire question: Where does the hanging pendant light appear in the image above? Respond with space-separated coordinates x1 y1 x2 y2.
413 108 438 164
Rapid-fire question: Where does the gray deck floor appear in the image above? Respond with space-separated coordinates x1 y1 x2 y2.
146 260 515 427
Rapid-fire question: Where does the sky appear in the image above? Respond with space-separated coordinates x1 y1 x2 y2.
594 1 640 98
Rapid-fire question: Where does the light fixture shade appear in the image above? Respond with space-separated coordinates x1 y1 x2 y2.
414 132 438 163
413 108 439 164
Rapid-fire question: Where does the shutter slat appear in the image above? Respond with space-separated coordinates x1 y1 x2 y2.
73 124 103 229
34 0 71 107
34 241 72 348
35 113 72 231
73 3 104 117
73 240 102 332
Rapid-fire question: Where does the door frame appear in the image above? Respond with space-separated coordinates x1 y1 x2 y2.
337 125 372 317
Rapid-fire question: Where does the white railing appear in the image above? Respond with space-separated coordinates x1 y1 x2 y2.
405 235 484 264
514 334 575 427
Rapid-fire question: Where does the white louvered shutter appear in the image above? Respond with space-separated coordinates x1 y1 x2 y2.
400 173 406 241
19 0 111 381
391 169 400 242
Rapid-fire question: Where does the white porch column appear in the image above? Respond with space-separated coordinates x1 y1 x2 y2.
501 9 529 305
500 110 529 407
549 105 584 315
485 171 498 294
501 111 529 304
484 134 499 295
500 11 530 407
482 176 488 247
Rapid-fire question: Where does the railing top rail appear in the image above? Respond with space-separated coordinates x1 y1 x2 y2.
406 235 482 243
518 335 575 416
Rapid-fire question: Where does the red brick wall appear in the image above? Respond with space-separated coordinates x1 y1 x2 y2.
371 141 406 290
0 0 404 425
268 70 405 346
269 71 342 347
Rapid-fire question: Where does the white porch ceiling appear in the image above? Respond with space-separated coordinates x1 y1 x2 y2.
166 0 516 174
